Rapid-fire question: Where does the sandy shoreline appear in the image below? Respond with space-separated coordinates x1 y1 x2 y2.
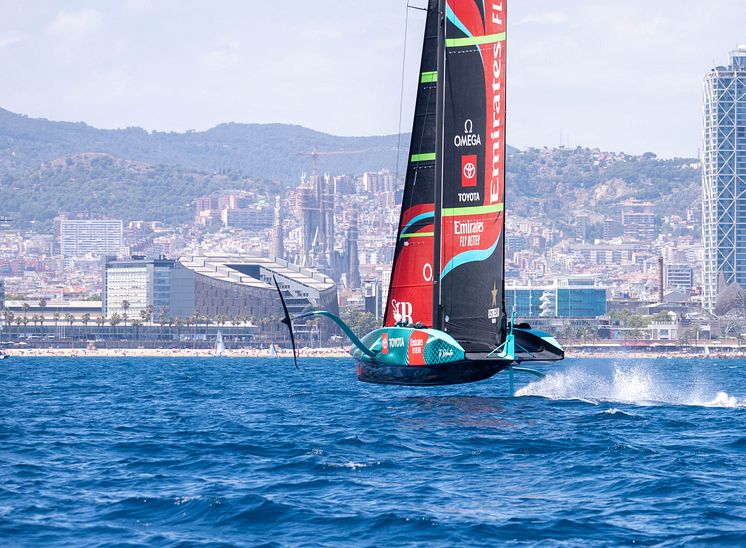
3 347 352 358
3 348 743 359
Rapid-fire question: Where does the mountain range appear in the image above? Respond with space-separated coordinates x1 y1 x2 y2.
0 107 701 232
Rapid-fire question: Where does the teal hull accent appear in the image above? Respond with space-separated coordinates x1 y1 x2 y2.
352 327 514 386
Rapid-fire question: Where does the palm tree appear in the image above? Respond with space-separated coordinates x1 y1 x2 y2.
158 306 168 326
2 308 14 344
22 302 30 323
82 313 91 328
95 315 105 328
166 317 174 343
53 312 61 328
132 320 142 341
121 300 130 328
146 304 154 326
175 317 183 342
65 313 74 327
38 298 47 326
110 313 122 327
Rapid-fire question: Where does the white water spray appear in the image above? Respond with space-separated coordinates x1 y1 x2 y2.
515 363 742 408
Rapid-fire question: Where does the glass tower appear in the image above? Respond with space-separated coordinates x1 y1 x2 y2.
702 47 746 312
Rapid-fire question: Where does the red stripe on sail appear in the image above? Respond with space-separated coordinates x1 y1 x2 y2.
446 0 485 37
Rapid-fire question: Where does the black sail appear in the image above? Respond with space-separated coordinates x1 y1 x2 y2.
437 0 508 352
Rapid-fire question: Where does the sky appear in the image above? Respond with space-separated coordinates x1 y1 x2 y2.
1 0 745 158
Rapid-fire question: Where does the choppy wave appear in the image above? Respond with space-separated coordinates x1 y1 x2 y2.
0 357 745 546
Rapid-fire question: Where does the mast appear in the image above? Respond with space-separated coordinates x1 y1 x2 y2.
431 0 446 330
501 13 508 334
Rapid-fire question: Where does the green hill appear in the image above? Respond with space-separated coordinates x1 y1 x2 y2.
0 107 701 232
0 107 407 182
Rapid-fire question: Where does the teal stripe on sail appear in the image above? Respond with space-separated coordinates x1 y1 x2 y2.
440 237 500 281
400 211 435 237
445 5 472 40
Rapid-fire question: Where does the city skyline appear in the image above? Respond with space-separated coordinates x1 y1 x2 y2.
1 1 745 158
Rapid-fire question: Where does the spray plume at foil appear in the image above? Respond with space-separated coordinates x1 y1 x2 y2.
515 363 742 408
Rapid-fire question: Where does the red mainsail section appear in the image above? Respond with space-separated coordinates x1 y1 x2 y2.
384 206 435 327
384 0 440 328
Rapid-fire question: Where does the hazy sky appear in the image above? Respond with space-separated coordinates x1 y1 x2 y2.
1 0 745 158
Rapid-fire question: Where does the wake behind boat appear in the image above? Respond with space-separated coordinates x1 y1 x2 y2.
274 0 563 389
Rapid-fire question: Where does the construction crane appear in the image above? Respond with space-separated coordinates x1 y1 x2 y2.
295 146 366 177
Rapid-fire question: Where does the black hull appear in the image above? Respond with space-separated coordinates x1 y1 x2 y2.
355 358 513 386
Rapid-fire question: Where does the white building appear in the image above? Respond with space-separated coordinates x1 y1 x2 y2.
702 47 746 311
60 219 123 262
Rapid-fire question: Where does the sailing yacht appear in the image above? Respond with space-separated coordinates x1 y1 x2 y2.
275 0 564 386
214 330 225 357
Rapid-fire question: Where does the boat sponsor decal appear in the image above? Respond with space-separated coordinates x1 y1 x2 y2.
461 155 478 187
391 300 414 324
381 332 389 354
389 336 406 348
458 191 481 203
441 211 502 279
407 330 429 366
454 119 482 148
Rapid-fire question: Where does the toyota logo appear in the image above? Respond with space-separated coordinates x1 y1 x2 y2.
463 162 476 180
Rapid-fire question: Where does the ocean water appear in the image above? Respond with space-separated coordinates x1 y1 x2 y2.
0 357 745 547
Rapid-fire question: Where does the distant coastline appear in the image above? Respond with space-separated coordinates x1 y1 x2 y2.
3 347 743 360
3 347 351 358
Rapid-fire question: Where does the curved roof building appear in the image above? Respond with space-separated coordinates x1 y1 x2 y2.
179 255 339 342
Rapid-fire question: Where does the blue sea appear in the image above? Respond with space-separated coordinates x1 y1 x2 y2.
1 357 745 547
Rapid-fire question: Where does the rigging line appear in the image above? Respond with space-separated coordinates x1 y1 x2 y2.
396 2 428 184
396 3 414 184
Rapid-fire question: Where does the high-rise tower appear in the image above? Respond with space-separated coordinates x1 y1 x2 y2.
296 155 334 272
346 211 360 289
702 46 746 312
270 196 284 260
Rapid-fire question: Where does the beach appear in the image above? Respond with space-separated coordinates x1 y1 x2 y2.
3 347 353 358
3 346 742 359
